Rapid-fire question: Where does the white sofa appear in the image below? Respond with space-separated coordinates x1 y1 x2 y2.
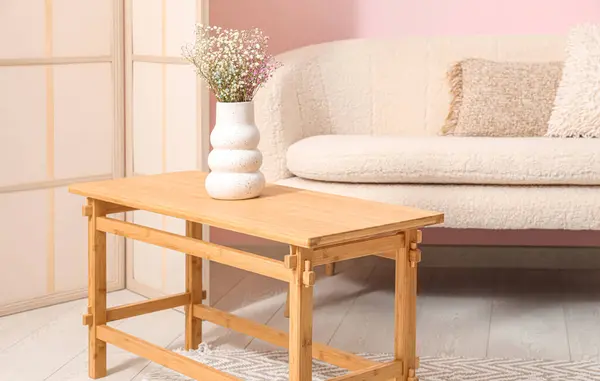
254 36 600 231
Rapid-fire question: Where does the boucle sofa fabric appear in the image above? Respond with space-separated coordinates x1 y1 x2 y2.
253 36 600 231
254 36 566 182
277 177 600 230
286 135 600 185
443 59 562 137
547 24 600 138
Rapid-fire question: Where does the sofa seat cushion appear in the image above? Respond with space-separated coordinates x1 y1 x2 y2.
276 177 600 230
286 135 600 185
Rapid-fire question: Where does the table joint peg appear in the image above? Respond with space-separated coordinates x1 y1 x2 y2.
284 255 297 269
302 260 315 287
408 368 419 381
82 205 93 217
409 249 422 268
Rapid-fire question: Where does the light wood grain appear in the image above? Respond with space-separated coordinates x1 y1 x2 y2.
395 230 417 381
97 325 240 380
45 0 55 295
564 294 600 362
329 361 403 381
377 252 396 260
193 303 378 370
160 0 168 177
488 295 570 360
0 174 113 195
284 255 298 270
69 171 443 248
2 0 124 319
283 256 372 318
185 221 203 350
0 297 85 351
195 0 211 176
311 346 379 374
111 0 127 299
194 303 287 348
104 201 137 215
48 306 184 381
302 261 316 287
0 278 123 318
313 234 403 266
6 272 600 380
46 189 55 293
487 270 571 361
82 293 190 326
289 246 314 381
0 56 113 66
88 199 107 379
96 217 291 282
69 171 442 379
208 262 248 308
0 291 143 380
132 55 187 64
200 272 287 350
330 261 402 353
284 290 290 318
112 0 126 183
417 294 493 357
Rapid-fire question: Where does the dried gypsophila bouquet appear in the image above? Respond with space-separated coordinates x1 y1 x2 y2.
182 25 282 103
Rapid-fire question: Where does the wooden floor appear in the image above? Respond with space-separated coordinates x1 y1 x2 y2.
1 256 600 380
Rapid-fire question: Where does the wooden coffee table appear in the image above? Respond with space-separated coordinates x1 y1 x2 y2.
70 171 443 381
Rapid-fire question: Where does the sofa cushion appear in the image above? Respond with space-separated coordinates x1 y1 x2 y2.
443 59 562 137
286 135 600 185
277 177 600 230
547 24 600 138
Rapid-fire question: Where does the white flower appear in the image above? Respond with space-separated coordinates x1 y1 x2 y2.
182 25 281 102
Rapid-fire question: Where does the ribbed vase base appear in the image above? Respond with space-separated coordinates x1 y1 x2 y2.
205 171 265 200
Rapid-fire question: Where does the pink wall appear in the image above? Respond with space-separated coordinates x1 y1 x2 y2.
210 0 600 55
209 0 600 246
356 0 600 37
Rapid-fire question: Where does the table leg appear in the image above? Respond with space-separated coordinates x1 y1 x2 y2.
88 199 107 379
394 230 418 381
325 263 336 276
185 221 203 350
289 246 314 381
283 290 290 318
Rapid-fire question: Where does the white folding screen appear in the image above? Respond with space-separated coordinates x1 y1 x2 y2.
0 0 125 315
125 0 209 298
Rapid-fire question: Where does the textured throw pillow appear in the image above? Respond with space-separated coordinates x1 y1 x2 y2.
547 24 600 138
442 59 563 137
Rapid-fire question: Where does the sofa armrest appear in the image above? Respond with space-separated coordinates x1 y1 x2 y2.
254 77 302 182
254 47 331 182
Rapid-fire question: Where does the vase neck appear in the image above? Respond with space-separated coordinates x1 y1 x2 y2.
216 102 255 126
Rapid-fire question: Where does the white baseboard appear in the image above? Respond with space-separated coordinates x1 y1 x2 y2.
0 278 123 317
125 279 167 300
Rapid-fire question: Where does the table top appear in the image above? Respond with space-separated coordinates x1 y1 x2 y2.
70 171 443 248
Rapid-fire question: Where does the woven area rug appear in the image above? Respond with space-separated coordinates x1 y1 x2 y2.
143 345 600 381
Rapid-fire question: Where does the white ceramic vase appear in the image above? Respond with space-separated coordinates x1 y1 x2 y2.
205 102 265 200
